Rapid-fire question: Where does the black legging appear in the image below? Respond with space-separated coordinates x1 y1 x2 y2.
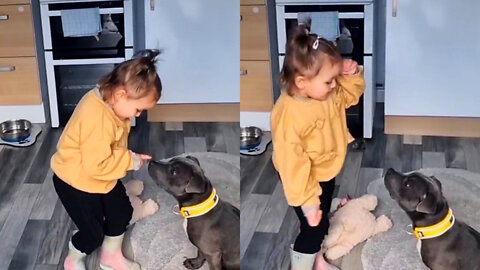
53 174 133 254
293 179 336 254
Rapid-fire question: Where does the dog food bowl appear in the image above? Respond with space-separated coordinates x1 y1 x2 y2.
0 119 32 142
240 126 263 150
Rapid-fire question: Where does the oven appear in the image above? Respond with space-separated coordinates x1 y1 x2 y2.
276 1 375 139
40 0 133 127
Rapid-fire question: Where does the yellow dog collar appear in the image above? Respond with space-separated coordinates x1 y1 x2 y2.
180 188 218 219
414 208 455 240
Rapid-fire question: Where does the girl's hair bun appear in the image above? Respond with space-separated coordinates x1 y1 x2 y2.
132 49 161 62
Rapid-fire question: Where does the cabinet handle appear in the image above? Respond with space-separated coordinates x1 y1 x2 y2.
0 15 9 21
0 66 15 72
150 0 155 11
240 69 248 76
392 0 398 17
240 15 243 21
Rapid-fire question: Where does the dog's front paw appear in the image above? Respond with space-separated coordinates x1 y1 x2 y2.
183 257 205 269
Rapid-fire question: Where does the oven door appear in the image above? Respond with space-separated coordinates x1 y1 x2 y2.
277 4 365 64
276 3 375 139
40 0 133 59
44 51 132 127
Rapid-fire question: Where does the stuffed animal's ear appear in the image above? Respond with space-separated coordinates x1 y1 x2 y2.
416 192 437 214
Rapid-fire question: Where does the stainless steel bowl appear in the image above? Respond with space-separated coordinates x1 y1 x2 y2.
0 119 32 142
240 126 263 150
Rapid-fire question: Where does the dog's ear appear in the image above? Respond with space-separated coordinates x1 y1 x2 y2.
185 174 206 194
416 192 437 214
430 176 443 191
186 156 200 166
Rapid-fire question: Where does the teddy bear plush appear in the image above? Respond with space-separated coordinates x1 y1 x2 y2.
322 194 392 260
124 180 159 225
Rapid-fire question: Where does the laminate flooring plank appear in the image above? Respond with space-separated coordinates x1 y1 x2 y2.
355 168 384 197
9 220 49 270
361 128 386 169
24 128 62 184
205 123 227 153
184 137 207 153
30 170 57 220
0 184 40 270
240 194 270 259
148 122 166 160
336 151 362 198
422 152 447 169
36 200 73 265
251 159 279 195
220 122 240 155
240 149 271 202
256 182 289 233
164 131 185 157
164 122 183 131
383 135 403 173
445 137 467 169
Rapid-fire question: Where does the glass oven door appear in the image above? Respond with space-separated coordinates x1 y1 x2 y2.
41 1 128 59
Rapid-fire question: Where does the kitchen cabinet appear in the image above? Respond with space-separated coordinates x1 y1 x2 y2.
144 0 239 104
384 0 480 136
385 1 480 118
240 1 274 113
0 3 41 106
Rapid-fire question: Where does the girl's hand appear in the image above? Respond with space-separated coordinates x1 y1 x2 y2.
136 153 152 167
342 59 358 75
305 208 322 227
130 151 152 170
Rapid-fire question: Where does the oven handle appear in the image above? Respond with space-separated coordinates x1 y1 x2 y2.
51 57 126 66
48 7 124 17
283 12 364 19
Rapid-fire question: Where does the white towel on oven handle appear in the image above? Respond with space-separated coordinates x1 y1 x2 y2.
298 11 340 41
61 7 102 37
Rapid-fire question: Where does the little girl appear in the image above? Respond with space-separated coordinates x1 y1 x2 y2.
271 26 365 270
51 49 162 270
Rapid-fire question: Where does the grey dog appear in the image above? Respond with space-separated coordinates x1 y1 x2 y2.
148 156 240 270
384 168 480 270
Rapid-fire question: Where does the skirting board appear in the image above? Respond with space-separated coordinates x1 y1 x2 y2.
148 103 239 122
385 116 480 138
0 103 46 123
240 111 271 131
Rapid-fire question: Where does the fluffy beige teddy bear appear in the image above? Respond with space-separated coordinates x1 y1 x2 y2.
323 194 392 260
124 180 159 225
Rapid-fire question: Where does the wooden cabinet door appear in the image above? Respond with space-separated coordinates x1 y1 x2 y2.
1 1 30 5
0 4 35 57
240 5 269 61
240 0 265 5
0 57 41 105
240 60 273 111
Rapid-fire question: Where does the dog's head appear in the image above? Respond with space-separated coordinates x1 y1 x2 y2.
148 156 210 200
384 168 445 215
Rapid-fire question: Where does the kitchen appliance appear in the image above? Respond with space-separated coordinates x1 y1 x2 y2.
40 0 133 127
275 0 375 140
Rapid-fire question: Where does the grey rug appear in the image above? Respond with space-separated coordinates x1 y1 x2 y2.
128 152 240 270
361 168 480 270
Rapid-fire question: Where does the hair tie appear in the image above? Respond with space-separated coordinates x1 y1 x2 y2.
312 35 321 50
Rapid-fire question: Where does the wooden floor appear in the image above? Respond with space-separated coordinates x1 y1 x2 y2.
0 115 239 270
240 104 480 270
